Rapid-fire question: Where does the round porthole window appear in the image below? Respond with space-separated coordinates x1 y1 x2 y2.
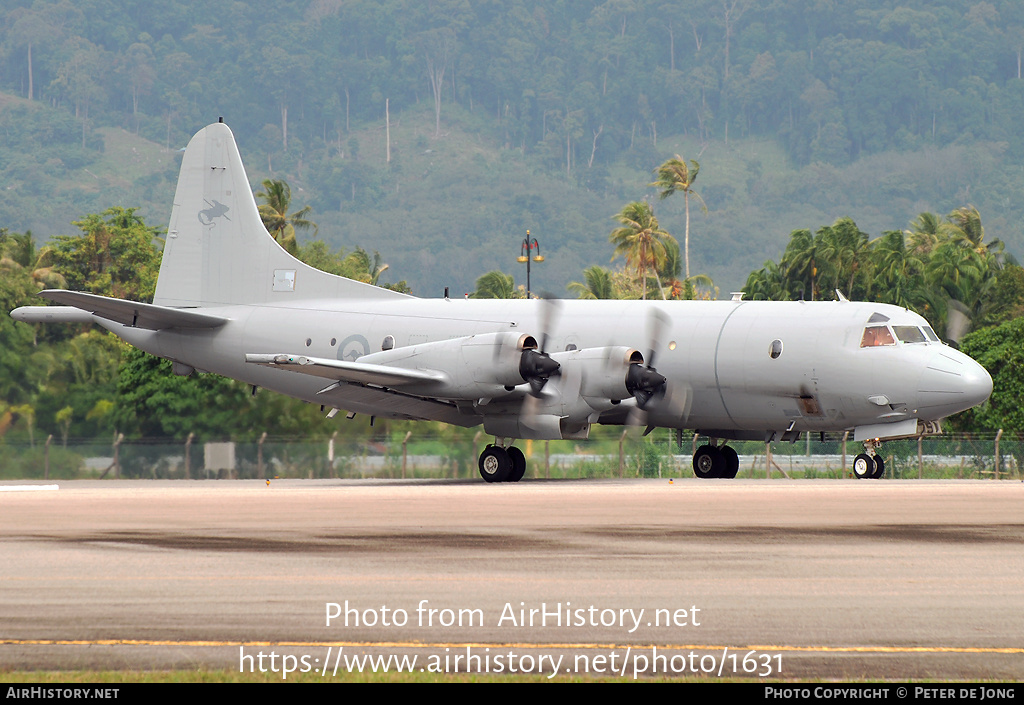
769 339 783 359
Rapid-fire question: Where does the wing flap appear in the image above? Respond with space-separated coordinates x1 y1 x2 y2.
245 353 446 388
35 290 227 330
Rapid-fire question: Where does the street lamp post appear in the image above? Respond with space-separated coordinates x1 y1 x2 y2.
517 230 544 298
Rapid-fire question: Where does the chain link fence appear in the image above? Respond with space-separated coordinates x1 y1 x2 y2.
1 432 1021 481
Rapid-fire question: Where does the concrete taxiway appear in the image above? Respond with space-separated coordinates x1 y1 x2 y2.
1 478 1022 679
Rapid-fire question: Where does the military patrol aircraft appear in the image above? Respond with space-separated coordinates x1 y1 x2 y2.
11 121 993 482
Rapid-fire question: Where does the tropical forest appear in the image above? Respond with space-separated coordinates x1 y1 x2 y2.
3 0 1024 470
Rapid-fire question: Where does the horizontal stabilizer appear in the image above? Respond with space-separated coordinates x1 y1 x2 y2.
33 290 228 330
245 353 446 388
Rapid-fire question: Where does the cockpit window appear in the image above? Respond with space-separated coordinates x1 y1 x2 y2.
867 312 891 323
860 326 895 347
922 326 940 342
893 326 927 344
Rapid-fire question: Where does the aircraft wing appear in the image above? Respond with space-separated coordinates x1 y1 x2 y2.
245 353 447 387
245 353 476 426
23 290 229 330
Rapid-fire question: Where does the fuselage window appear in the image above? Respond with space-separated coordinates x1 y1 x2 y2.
893 325 927 344
769 339 783 359
382 335 395 351
860 326 895 347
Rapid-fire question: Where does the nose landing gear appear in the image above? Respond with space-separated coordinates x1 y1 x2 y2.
853 439 885 479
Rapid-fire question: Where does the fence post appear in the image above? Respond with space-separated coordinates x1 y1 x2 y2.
258 432 267 479
918 435 923 478
328 431 337 478
472 431 481 472
619 430 628 477
45 434 52 480
991 430 999 479
402 431 412 479
184 432 194 479
113 432 123 479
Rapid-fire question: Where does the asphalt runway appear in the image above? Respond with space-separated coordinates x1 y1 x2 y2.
1 478 1022 680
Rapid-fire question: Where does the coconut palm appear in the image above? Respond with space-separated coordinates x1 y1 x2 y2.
814 218 871 298
471 270 518 299
744 260 790 301
255 179 317 256
779 228 817 300
871 230 926 311
651 155 706 279
905 212 951 257
568 265 617 299
609 201 675 300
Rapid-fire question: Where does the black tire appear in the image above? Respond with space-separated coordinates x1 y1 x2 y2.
507 447 527 482
721 446 739 479
853 453 874 479
870 454 885 479
693 445 724 478
478 446 511 483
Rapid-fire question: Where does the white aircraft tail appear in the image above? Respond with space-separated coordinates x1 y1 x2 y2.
153 121 408 308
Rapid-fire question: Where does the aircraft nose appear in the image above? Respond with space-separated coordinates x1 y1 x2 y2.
961 355 993 407
916 349 992 416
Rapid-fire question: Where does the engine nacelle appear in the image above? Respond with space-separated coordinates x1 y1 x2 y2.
358 331 536 399
478 345 648 440
549 346 644 402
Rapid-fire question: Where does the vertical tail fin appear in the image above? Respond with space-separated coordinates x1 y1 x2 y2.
153 122 408 308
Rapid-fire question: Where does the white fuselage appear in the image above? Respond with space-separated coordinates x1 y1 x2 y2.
108 296 992 442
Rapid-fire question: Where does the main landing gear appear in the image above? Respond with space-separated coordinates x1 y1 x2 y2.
853 438 885 479
478 443 527 483
692 443 740 479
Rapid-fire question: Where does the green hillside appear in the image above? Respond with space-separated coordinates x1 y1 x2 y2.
3 0 1024 295
1 93 1010 297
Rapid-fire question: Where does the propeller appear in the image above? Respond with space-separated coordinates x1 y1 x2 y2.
518 296 563 436
625 307 692 429
519 296 562 397
626 308 669 409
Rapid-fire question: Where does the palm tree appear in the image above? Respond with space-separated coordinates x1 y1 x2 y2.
814 218 871 298
0 229 65 290
650 155 706 279
255 179 317 256
871 230 926 311
906 212 950 257
471 270 518 299
744 260 790 301
568 265 617 299
609 201 674 300
779 228 817 300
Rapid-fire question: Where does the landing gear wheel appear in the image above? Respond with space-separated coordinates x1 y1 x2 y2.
870 455 885 479
479 446 512 483
693 445 725 479
853 453 875 479
506 447 527 483
721 446 739 479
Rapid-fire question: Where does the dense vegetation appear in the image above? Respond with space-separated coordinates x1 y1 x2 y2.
4 0 1024 294
2 0 1024 448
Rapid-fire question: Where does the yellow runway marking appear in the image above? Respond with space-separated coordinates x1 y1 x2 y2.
2 639 1022 654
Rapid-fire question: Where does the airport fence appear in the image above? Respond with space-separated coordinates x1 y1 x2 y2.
0 431 1022 481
